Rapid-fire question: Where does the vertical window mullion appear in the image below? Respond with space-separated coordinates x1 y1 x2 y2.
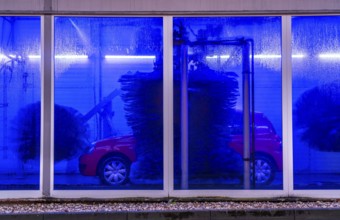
281 15 293 196
163 16 174 195
41 15 53 197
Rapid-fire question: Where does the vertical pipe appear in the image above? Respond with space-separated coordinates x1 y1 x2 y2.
2 61 8 160
250 39 256 188
180 45 189 189
242 41 251 189
98 23 103 138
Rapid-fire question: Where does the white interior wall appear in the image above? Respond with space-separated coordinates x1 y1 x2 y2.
0 0 340 14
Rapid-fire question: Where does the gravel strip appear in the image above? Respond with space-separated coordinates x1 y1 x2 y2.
1 201 340 214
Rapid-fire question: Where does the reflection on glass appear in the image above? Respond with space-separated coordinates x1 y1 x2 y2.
293 16 340 189
173 17 282 190
54 17 163 190
0 16 41 190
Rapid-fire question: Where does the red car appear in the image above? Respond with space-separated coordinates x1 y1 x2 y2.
228 111 282 185
79 112 282 186
79 136 136 185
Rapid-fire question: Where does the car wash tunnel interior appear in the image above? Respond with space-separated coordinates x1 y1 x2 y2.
0 0 340 200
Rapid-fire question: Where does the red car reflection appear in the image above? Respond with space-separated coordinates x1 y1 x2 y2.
79 136 136 185
79 112 282 186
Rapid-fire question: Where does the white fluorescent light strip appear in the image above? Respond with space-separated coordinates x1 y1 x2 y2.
27 55 88 59
23 53 340 60
104 55 156 59
292 54 305 58
319 53 340 59
55 55 88 59
28 54 156 60
254 54 281 59
206 54 305 59
28 55 41 59
0 54 21 59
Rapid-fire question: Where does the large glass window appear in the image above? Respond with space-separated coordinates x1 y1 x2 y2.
293 16 340 189
0 16 41 190
54 17 163 190
173 17 282 190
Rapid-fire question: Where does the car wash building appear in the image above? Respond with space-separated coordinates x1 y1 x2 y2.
0 0 339 200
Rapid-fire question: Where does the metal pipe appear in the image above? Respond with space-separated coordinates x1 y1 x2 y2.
242 41 251 189
1 67 8 160
250 39 256 188
180 45 189 189
180 38 254 189
98 23 103 138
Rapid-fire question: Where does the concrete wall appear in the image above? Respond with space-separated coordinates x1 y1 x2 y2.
0 0 340 14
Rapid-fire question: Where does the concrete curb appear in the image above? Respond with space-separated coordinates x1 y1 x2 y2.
0 209 339 220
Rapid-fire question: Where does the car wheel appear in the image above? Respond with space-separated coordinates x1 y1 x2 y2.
99 157 130 185
251 154 276 185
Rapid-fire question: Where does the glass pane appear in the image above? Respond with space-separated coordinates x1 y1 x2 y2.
0 16 41 190
293 16 340 189
54 17 163 190
174 17 282 190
